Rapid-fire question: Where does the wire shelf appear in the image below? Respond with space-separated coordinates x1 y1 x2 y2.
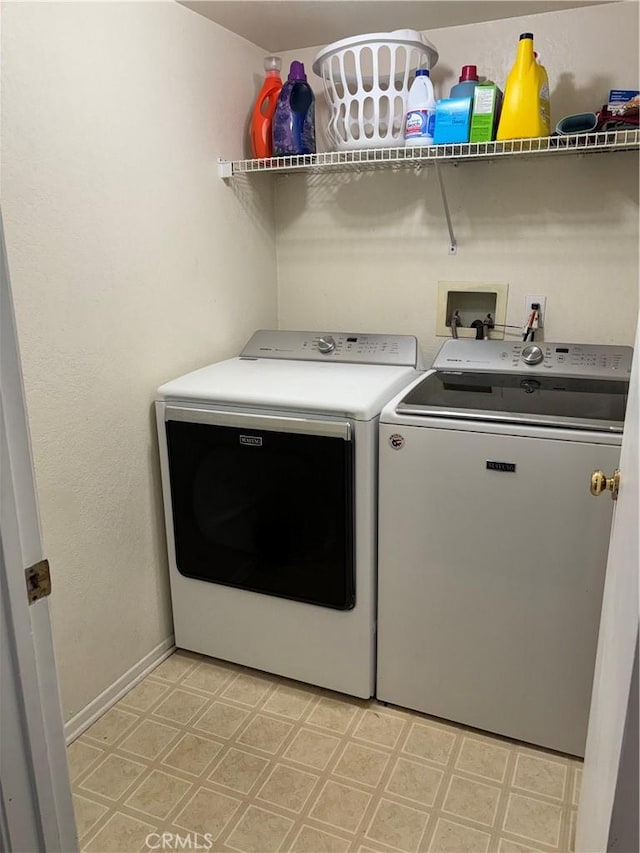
219 129 640 178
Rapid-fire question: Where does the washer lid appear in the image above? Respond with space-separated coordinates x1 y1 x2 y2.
397 370 629 432
158 357 419 421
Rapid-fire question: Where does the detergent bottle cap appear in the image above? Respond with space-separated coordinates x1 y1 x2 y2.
264 56 282 73
415 69 430 77
459 65 478 82
519 32 534 40
288 61 307 81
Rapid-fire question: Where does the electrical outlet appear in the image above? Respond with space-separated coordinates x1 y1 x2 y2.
524 295 547 327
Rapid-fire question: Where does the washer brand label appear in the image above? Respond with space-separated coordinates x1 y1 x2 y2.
486 461 516 472
389 433 405 450
240 435 262 447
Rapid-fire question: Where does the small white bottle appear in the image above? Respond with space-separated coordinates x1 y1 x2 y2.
404 69 436 146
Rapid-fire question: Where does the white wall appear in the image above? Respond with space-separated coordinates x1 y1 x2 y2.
277 3 639 363
1 0 637 725
1 0 277 721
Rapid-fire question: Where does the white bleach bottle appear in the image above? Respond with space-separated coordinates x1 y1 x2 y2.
404 69 436 146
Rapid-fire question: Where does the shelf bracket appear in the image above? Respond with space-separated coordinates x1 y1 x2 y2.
434 161 457 254
218 159 233 180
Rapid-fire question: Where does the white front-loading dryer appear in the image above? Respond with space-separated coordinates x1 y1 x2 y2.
377 339 632 755
156 330 421 698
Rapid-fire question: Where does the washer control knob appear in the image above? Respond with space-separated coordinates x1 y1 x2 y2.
522 345 544 365
318 335 336 354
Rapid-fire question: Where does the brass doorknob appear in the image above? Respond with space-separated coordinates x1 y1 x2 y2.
590 469 621 500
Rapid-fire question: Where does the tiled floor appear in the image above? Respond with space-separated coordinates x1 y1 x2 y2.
69 650 581 853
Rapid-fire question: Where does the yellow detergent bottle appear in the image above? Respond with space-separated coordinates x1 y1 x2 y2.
497 33 550 139
534 51 551 136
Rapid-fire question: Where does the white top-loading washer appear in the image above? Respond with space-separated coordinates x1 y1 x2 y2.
377 339 632 755
156 330 421 698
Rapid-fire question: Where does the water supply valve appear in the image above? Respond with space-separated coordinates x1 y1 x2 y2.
449 310 462 339
482 313 495 339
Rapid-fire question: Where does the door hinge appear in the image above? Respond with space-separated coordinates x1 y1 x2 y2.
25 559 51 604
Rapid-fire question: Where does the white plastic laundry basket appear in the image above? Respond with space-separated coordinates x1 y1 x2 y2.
312 29 438 150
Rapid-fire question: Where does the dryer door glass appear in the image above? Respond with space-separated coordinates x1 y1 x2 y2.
165 417 354 610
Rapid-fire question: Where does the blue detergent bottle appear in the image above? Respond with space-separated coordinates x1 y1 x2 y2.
272 61 316 155
450 65 479 98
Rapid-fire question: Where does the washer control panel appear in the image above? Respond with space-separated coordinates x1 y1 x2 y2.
241 330 420 367
433 339 633 377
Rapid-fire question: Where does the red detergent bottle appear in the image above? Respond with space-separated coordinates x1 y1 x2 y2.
250 56 283 158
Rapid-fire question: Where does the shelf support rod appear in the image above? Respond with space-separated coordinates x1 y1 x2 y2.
434 161 457 254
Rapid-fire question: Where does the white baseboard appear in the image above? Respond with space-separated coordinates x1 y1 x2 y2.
64 636 175 744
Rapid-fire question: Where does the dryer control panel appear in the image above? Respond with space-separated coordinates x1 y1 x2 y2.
433 339 633 378
241 330 421 367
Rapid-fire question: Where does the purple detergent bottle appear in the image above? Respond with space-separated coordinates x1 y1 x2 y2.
272 61 316 155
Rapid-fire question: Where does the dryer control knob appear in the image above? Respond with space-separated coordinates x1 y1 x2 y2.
522 345 544 365
318 336 336 354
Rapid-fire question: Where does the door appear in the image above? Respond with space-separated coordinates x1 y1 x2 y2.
162 406 355 609
576 320 639 852
0 210 77 850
